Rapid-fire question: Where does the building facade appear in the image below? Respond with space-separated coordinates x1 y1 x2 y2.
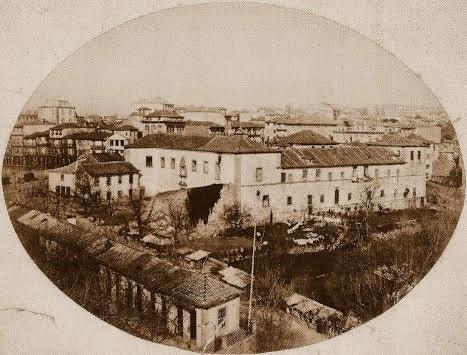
125 134 427 224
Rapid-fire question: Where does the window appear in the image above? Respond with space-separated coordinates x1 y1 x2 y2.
397 169 400 176
262 195 269 207
129 174 133 184
192 160 197 172
328 172 332 181
55 186 60 195
340 171 345 180
171 158 176 169
320 194 325 203
256 167 263 182
348 192 352 201
413 188 416 197
396 149 401 156
302 169 308 180
410 151 414 160
281 172 286 183
417 151 421 160
118 175 122 184
287 173 293 182
106 176 111 186
120 140 124 146
287 196 292 205
145 156 152 167
387 169 391 177
160 157 165 168
316 169 321 180
394 189 398 197
203 161 209 174
218 307 226 329
380 190 385 197
117 190 123 198
106 191 111 200
60 174 64 181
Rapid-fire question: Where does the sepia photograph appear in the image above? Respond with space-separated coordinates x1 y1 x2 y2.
1 2 465 353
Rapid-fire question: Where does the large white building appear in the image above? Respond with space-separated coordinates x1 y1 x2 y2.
125 134 427 224
38 99 77 124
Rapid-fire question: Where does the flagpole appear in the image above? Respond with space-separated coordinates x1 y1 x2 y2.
247 224 256 332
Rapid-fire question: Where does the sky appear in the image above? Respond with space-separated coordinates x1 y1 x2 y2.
23 2 441 116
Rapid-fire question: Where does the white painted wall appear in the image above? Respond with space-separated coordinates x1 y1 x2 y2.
196 297 241 349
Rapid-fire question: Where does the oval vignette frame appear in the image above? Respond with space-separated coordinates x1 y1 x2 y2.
1 2 465 354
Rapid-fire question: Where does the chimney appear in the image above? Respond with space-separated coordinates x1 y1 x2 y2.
225 114 232 135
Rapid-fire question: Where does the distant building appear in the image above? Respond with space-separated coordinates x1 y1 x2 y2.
142 110 185 135
38 99 76 124
264 114 339 143
130 97 173 113
225 114 265 142
274 130 338 148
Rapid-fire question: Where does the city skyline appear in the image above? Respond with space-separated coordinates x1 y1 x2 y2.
22 3 440 116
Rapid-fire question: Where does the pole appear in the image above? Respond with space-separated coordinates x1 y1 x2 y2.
247 224 257 332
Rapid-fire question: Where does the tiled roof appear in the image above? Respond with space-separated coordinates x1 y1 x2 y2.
272 114 338 126
127 133 213 150
198 135 275 154
48 153 100 174
114 124 140 131
64 131 112 141
127 133 275 154
51 122 86 130
281 146 404 169
81 161 139 177
15 210 242 310
23 130 50 139
185 120 223 128
92 152 124 162
144 110 183 119
230 121 264 129
275 130 337 147
370 134 431 147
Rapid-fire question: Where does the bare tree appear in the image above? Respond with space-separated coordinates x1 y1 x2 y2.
166 198 190 245
221 202 252 236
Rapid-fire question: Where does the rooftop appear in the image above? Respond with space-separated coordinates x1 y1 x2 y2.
81 161 139 177
113 124 140 131
370 133 432 147
185 120 223 128
275 130 337 147
63 131 112 141
281 146 405 169
127 133 275 154
271 114 339 126
51 122 87 130
229 121 264 129
23 130 50 139
14 209 242 309
198 135 275 154
144 110 184 119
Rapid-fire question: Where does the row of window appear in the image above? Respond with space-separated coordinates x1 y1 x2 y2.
262 186 418 208
60 174 136 185
276 167 402 183
146 156 210 174
109 139 125 146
